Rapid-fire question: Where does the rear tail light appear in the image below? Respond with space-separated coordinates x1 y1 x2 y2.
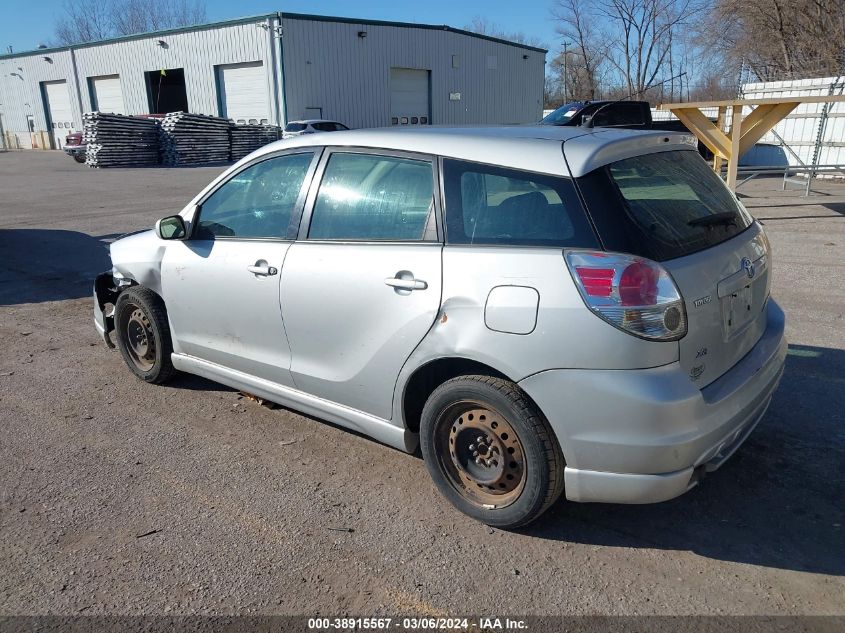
565 251 687 341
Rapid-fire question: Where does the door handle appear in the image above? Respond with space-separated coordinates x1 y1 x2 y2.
247 263 278 276
384 277 427 290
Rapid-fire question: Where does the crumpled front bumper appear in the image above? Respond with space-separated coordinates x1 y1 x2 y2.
93 272 117 348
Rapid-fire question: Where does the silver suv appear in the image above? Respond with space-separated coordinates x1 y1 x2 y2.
93 126 786 528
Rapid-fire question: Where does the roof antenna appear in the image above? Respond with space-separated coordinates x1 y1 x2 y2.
581 72 687 128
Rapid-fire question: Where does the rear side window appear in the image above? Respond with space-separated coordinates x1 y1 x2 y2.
312 121 348 132
308 152 434 241
443 159 598 247
592 102 647 127
580 150 753 261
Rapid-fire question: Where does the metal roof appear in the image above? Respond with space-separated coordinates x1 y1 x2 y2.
0 11 546 60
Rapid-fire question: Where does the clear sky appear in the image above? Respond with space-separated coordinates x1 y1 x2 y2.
0 0 560 55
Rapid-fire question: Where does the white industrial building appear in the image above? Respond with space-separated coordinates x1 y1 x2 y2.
0 12 546 150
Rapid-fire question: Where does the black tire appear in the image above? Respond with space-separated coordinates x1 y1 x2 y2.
420 375 565 529
73 153 86 164
114 286 176 384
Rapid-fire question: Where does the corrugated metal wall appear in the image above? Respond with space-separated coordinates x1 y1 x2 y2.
73 20 275 120
0 18 277 149
0 49 79 148
0 14 546 151
741 77 845 168
280 16 545 127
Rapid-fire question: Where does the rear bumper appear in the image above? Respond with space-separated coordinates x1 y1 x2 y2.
519 299 787 504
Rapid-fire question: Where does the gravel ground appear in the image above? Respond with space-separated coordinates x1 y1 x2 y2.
0 151 843 617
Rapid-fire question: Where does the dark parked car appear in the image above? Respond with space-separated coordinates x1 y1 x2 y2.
541 100 713 159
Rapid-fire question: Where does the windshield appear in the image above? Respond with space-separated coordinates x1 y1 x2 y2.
540 102 585 125
578 150 754 261
285 123 306 132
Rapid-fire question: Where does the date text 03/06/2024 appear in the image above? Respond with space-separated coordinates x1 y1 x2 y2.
307 617 528 630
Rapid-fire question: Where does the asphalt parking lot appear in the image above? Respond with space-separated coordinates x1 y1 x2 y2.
1 150 843 617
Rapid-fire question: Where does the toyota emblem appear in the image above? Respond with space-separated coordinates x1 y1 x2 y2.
741 257 755 279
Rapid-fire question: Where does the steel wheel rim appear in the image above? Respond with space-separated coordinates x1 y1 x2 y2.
436 402 526 509
121 304 156 372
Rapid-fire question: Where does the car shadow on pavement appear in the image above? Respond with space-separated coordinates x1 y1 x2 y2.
526 344 845 577
756 202 845 221
0 228 113 305
168 372 237 393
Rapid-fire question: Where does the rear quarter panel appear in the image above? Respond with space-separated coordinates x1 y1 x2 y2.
392 246 680 426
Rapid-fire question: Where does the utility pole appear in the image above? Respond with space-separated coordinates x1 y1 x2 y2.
561 41 570 103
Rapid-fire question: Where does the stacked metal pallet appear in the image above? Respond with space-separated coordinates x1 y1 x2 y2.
229 124 282 161
160 112 232 166
82 112 161 168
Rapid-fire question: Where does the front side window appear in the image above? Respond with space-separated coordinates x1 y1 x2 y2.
308 152 434 241
194 152 313 239
443 159 597 247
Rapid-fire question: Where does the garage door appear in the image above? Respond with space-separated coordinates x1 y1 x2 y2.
90 75 125 114
42 80 74 149
390 68 430 125
217 62 269 124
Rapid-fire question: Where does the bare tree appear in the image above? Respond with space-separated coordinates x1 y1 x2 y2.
53 0 206 45
550 0 607 100
711 0 845 81
112 0 206 37
464 17 547 48
54 0 112 45
687 73 737 101
601 0 705 96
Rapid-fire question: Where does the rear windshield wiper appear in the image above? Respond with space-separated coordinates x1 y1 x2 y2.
688 211 738 228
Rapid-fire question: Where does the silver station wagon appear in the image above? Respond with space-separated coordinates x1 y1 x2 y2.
94 126 786 528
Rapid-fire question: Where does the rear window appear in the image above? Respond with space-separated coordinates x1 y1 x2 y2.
579 150 754 261
312 121 349 132
443 159 598 247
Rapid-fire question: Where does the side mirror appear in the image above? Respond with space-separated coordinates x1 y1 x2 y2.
156 215 187 240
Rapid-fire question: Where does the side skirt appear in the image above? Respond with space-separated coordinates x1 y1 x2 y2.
171 353 413 453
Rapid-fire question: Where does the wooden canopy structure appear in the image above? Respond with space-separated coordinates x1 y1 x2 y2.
659 95 845 191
